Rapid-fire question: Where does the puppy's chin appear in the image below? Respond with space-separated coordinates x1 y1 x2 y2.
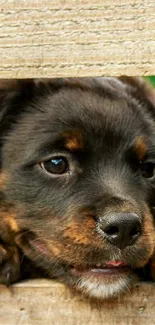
76 276 133 299
66 269 136 300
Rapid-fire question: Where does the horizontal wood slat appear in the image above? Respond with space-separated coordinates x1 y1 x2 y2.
0 1 155 78
0 280 155 325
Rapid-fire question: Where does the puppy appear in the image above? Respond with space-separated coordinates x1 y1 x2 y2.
0 77 155 299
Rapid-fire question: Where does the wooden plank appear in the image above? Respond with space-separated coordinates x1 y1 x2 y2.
0 0 155 78
0 280 155 325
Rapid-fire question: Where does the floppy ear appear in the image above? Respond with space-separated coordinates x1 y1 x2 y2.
0 79 38 168
0 80 19 122
0 78 69 143
0 79 36 127
0 78 68 129
118 76 155 115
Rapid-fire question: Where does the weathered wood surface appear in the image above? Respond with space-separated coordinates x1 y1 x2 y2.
0 0 155 78
0 280 155 325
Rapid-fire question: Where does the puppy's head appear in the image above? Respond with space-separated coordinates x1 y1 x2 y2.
1 77 155 299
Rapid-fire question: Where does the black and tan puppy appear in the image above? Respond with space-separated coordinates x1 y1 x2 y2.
0 77 155 299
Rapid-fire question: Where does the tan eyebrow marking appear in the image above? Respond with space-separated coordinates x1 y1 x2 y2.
63 130 84 151
134 137 147 160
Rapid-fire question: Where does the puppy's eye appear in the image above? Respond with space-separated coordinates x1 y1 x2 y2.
140 162 155 179
41 157 69 175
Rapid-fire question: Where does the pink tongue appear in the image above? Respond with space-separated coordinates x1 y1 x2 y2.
106 261 125 267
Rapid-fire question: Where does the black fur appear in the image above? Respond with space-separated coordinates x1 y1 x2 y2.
0 77 155 299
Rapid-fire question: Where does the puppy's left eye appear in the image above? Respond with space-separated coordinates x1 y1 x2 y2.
140 161 155 179
41 157 69 175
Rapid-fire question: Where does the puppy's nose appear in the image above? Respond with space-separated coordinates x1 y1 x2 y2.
99 213 141 249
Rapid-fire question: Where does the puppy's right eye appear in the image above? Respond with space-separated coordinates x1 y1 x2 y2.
40 157 69 175
140 161 155 179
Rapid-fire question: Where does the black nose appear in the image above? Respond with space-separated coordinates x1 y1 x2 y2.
99 213 141 249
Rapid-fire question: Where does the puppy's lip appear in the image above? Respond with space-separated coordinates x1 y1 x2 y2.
70 261 131 277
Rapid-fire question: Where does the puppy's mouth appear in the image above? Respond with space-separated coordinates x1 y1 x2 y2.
16 231 132 280
68 260 134 299
70 261 131 278
16 231 138 299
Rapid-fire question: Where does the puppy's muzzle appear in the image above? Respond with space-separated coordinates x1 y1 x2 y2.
98 213 141 249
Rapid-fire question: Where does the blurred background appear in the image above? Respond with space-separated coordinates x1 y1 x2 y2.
144 76 155 87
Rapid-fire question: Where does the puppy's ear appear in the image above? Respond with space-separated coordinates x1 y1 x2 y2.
0 78 66 124
0 78 68 138
0 79 35 124
118 76 155 112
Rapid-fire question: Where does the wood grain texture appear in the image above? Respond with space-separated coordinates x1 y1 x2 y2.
0 280 155 325
0 0 155 78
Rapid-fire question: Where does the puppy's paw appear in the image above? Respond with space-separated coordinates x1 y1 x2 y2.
0 243 21 285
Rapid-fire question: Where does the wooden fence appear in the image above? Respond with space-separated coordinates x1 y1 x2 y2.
0 1 155 324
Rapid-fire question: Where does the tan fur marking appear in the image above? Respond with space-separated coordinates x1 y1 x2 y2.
6 216 19 232
64 218 95 244
135 137 147 161
0 209 19 243
50 244 61 256
135 206 155 268
0 173 9 189
63 131 84 151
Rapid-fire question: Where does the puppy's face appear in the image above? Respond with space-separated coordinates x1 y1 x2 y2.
1 77 155 299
